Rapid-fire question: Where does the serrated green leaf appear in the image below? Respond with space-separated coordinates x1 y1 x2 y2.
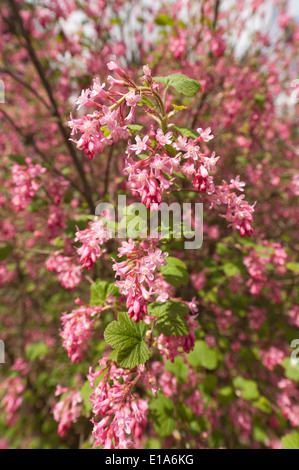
90 281 119 306
161 256 189 287
148 301 189 336
104 312 150 369
90 280 109 306
153 74 201 97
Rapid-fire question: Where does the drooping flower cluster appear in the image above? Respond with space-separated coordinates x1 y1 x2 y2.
125 130 181 210
68 60 145 161
0 376 25 426
243 241 287 299
113 239 168 321
0 359 28 426
88 358 148 449
10 158 46 212
277 379 299 427
74 216 112 270
52 385 83 437
46 253 82 289
209 177 255 237
60 298 102 363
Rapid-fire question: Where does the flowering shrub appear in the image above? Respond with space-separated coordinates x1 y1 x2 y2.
0 0 299 450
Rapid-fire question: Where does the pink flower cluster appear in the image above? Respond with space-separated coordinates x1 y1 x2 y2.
210 177 255 237
125 130 181 210
61 298 102 363
53 385 83 437
10 158 46 212
88 358 148 449
259 346 285 371
113 239 168 321
243 241 287 298
0 376 25 426
74 216 112 270
46 253 82 289
277 379 299 427
69 59 146 161
288 305 299 328
0 359 28 426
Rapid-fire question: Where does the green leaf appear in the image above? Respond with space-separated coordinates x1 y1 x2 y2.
8 154 27 165
80 380 93 414
90 280 109 306
176 403 192 422
104 312 150 369
161 256 189 287
286 262 299 273
254 94 266 108
90 281 119 306
282 358 299 382
148 301 189 336
222 262 241 277
203 374 218 392
138 95 156 108
149 392 176 438
154 14 175 27
252 396 272 414
0 245 13 261
172 104 187 111
233 376 260 401
153 74 201 97
187 340 218 370
174 125 199 139
25 342 48 361
106 283 120 299
282 431 299 449
218 386 234 405
127 124 143 132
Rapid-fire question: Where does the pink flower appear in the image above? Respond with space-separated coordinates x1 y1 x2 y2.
156 129 173 146
129 135 149 155
197 126 214 142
